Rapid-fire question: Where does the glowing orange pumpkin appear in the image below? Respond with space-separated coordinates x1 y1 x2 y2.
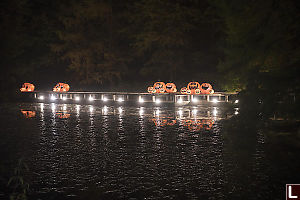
187 82 201 95
152 82 166 93
53 83 70 92
165 83 177 93
199 83 213 94
180 87 187 94
20 83 35 92
148 86 154 93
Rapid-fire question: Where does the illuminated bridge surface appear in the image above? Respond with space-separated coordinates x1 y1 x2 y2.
1 103 292 199
24 91 237 105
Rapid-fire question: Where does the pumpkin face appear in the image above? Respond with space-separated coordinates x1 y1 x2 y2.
187 82 200 94
148 87 154 93
152 82 166 93
180 87 187 94
20 83 35 92
165 83 177 93
53 83 70 92
199 83 213 94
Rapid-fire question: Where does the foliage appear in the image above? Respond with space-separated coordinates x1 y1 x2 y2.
51 0 129 84
7 158 30 200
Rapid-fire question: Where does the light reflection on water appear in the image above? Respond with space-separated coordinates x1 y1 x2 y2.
1 103 280 199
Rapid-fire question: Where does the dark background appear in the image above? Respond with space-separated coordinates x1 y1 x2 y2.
0 0 299 107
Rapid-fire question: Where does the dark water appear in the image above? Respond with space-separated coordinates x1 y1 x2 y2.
0 103 299 199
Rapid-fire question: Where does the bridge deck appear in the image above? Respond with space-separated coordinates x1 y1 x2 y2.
24 91 237 105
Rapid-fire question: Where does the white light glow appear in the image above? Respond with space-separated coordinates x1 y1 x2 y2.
212 99 218 103
213 107 218 116
235 100 239 104
178 110 183 117
103 97 108 102
89 106 94 112
39 96 44 100
62 97 67 101
117 98 124 102
155 109 160 116
139 107 144 115
76 105 80 112
63 105 67 111
50 95 56 101
51 103 56 112
103 106 108 114
89 96 94 101
40 103 44 112
177 98 183 103
234 111 239 115
118 107 123 114
155 99 161 104
139 97 144 103
192 98 198 102
75 96 80 101
192 109 197 115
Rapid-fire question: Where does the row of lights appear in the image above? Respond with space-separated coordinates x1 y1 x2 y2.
39 95 237 104
39 95 157 104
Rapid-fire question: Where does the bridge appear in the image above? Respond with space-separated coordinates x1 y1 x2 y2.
23 91 238 106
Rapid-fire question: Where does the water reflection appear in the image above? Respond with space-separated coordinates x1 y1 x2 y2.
20 110 36 118
16 103 242 199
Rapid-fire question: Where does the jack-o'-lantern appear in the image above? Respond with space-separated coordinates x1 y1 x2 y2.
187 82 201 94
180 87 187 94
199 83 213 94
53 83 70 92
165 83 177 93
20 83 35 92
152 82 166 93
148 87 154 93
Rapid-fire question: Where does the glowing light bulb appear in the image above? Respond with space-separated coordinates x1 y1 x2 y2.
235 100 239 104
89 96 94 101
39 96 44 100
50 95 56 101
155 99 161 104
75 97 80 101
103 97 108 102
177 98 183 103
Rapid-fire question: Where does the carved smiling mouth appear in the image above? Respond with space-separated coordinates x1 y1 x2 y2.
166 86 172 89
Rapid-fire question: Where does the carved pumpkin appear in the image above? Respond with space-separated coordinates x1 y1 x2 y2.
199 83 213 94
187 82 201 94
148 86 154 93
53 83 70 92
180 87 187 94
165 83 177 93
20 83 35 92
152 82 166 93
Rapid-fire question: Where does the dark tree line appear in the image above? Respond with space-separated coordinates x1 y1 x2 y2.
1 0 300 115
